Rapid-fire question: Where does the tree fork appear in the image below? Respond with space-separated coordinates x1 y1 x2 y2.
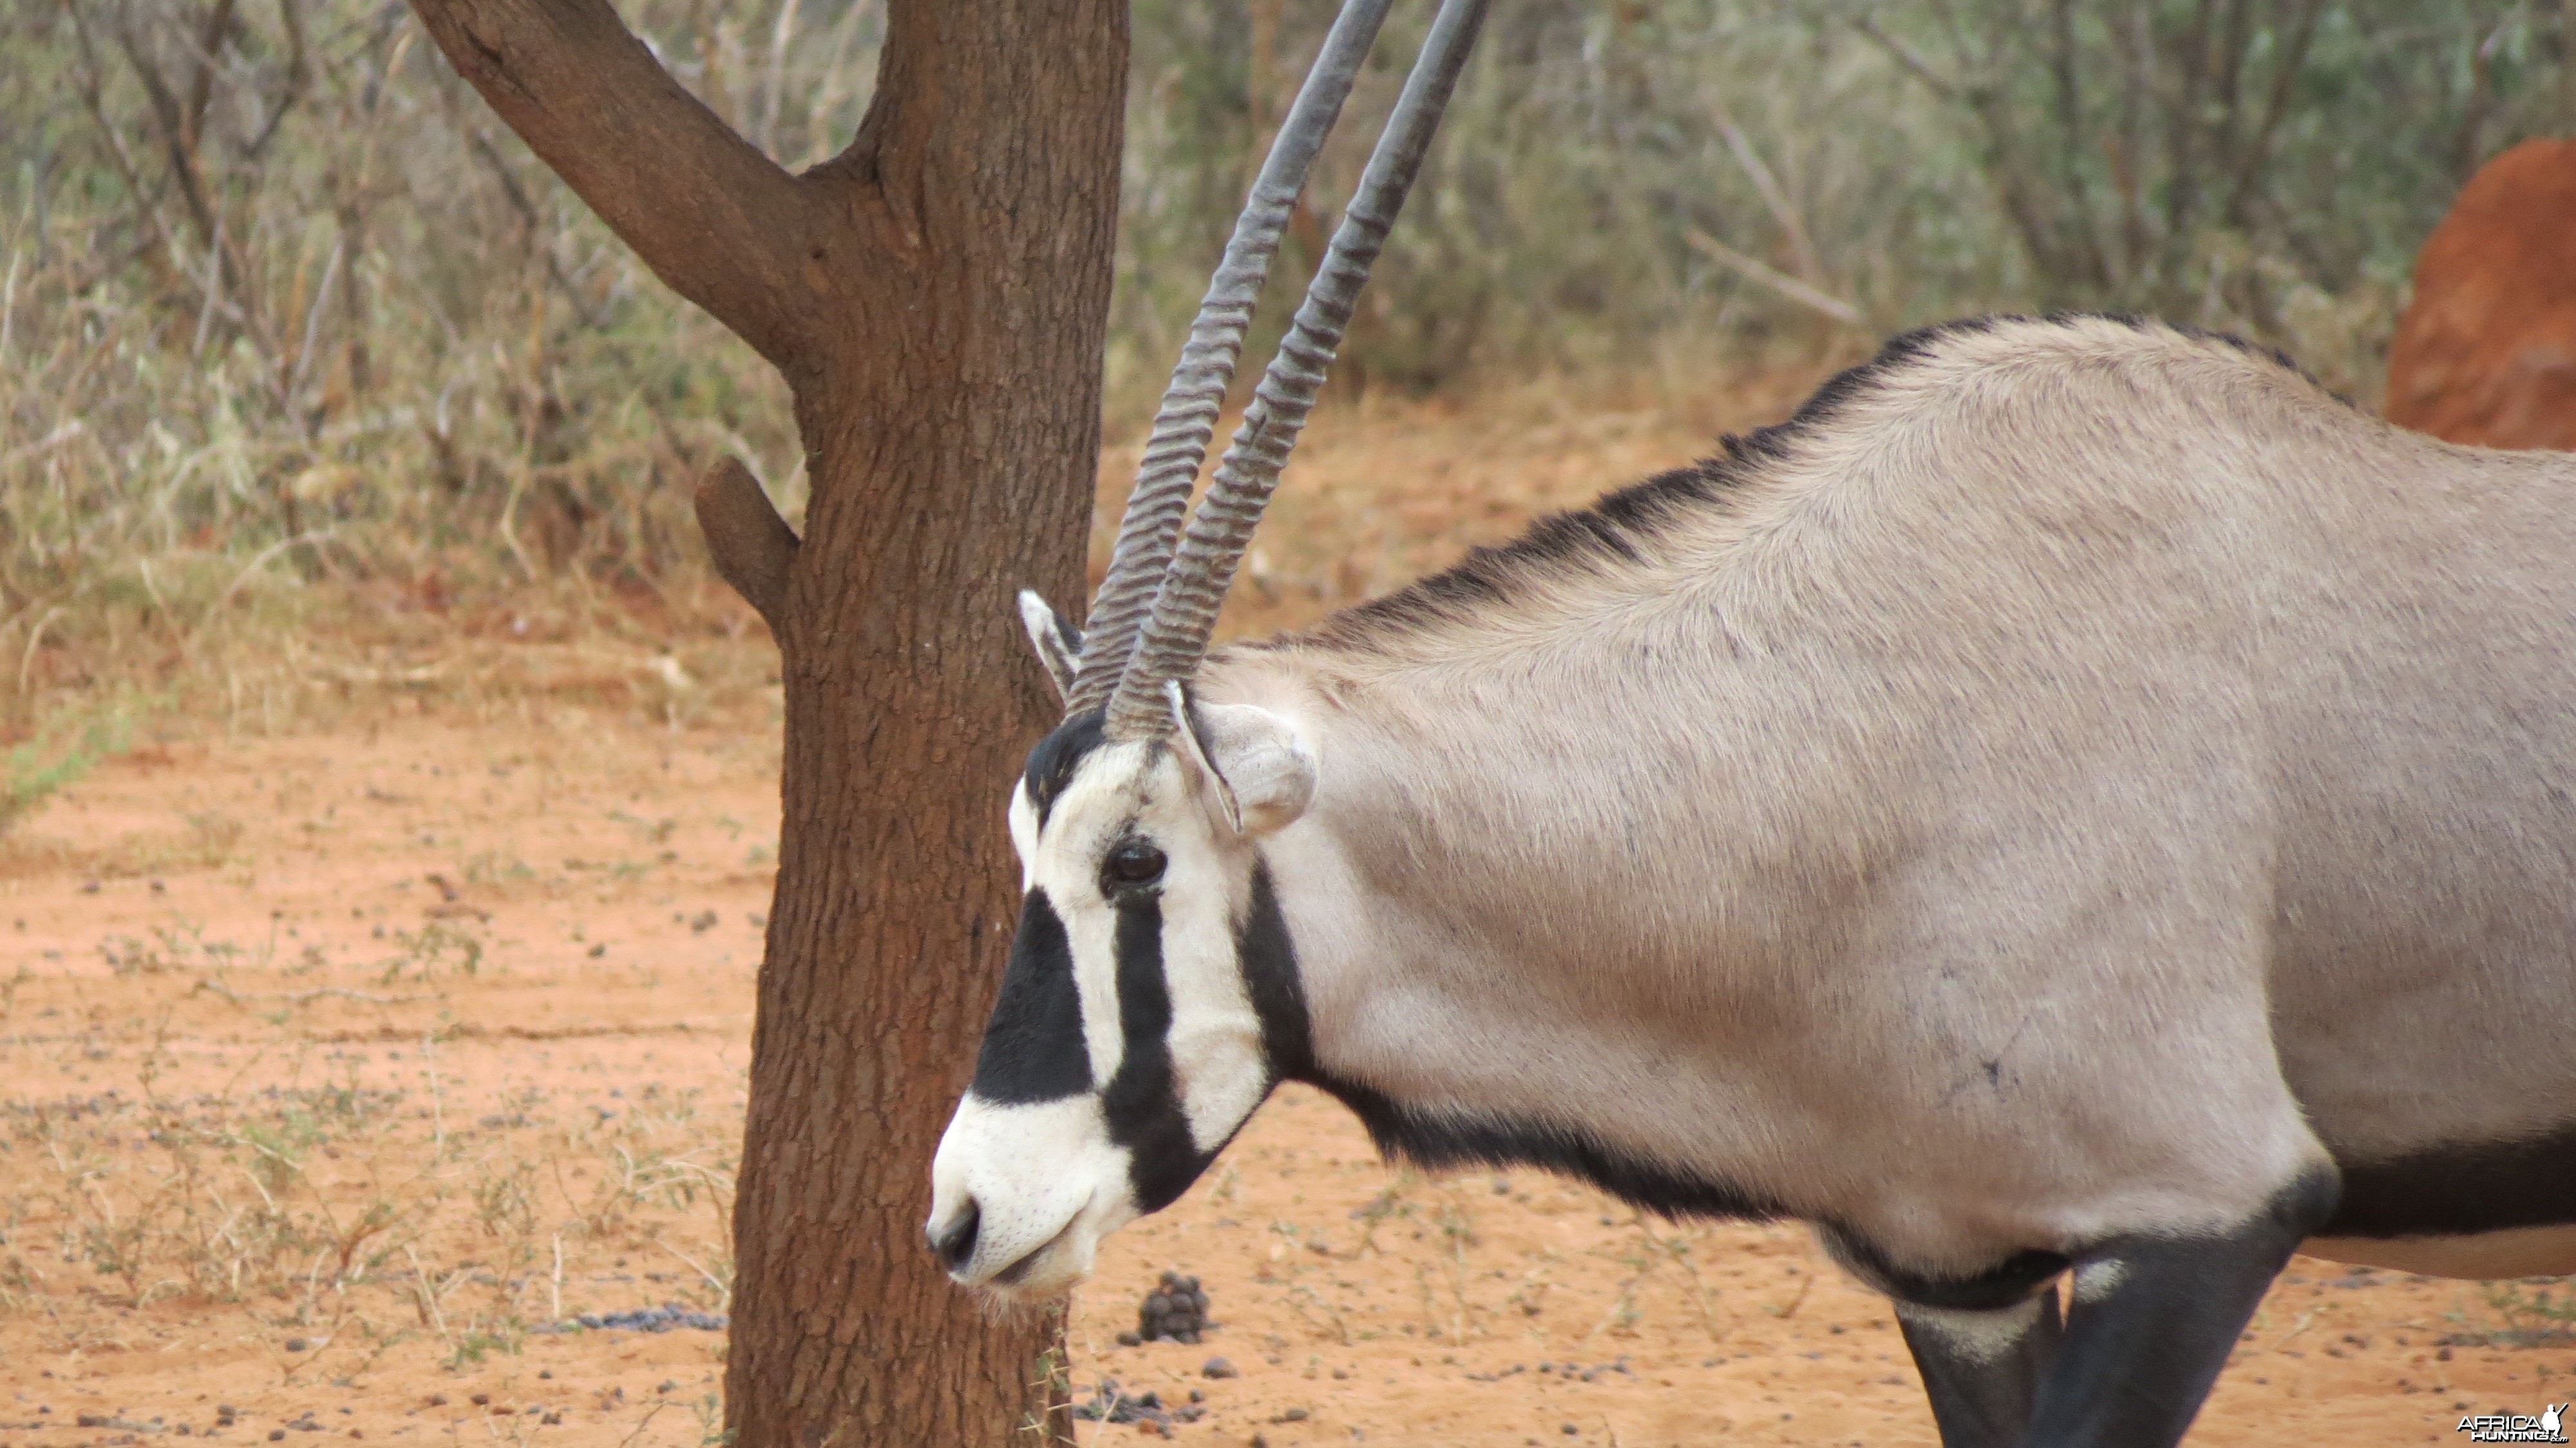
405 2 1126 1442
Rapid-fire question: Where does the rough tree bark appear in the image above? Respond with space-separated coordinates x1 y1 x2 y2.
404 3 1126 1442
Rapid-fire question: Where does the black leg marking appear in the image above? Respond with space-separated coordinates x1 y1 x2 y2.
1897 1290 2065 1448
2023 1169 2338 1448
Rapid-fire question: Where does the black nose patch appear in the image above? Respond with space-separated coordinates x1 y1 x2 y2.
972 888 1093 1103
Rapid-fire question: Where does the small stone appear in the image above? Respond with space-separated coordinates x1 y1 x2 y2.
1201 1357 1238 1379
422 1398 443 1409
469 1396 489 1408
1117 1331 1142 1347
538 1371 552 1381
284 1338 308 1353
1564 1427 1580 1437
269 1433 286 1442
1274 1408 1310 1423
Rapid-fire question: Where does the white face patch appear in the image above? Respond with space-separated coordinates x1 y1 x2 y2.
1143 796 1271 1156
1007 780 1040 894
929 1092 1138 1299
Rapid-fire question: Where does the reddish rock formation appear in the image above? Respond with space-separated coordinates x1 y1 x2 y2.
2385 138 2576 450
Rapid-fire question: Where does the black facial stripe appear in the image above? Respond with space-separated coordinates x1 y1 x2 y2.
971 888 1092 1103
1239 862 1314 1081
1021 709 1108 830
1101 895 1205 1212
2324 1122 2576 1238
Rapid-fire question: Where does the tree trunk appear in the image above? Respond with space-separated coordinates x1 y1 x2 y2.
404 3 1128 1443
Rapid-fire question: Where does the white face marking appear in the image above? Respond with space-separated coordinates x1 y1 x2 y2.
1151 824 1269 1156
1007 780 1039 894
927 1093 1137 1299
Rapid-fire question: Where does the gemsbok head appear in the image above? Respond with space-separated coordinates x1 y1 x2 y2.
926 0 1482 1299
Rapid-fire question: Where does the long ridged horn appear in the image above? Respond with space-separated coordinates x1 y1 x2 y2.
1063 0 1396 718
1105 0 1492 738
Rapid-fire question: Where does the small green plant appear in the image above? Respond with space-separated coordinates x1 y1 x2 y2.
2 703 144 834
692 1391 734 1447
378 921 487 984
444 1319 526 1370
460 851 540 887
2447 1281 2576 1347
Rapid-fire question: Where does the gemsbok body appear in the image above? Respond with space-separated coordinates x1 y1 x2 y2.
925 3 2576 1443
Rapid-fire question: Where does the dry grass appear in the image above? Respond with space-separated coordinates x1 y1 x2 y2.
14 0 2543 776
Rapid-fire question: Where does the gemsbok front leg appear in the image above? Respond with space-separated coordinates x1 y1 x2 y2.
2022 1171 2338 1448
1895 1292 2065 1448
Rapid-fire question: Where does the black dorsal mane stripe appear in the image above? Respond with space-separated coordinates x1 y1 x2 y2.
1291 313 2336 653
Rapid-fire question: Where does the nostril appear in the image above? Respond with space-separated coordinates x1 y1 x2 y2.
931 1199 981 1273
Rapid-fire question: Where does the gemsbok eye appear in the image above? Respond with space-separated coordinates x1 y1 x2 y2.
1104 840 1167 888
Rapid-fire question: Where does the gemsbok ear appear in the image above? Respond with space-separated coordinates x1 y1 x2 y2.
1018 590 1083 705
1165 681 1316 838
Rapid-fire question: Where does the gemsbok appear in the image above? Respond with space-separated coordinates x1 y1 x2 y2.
924 0 2576 1442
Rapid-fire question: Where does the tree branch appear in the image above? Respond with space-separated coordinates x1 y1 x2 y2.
694 457 800 633
405 0 825 370
1684 228 1862 325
